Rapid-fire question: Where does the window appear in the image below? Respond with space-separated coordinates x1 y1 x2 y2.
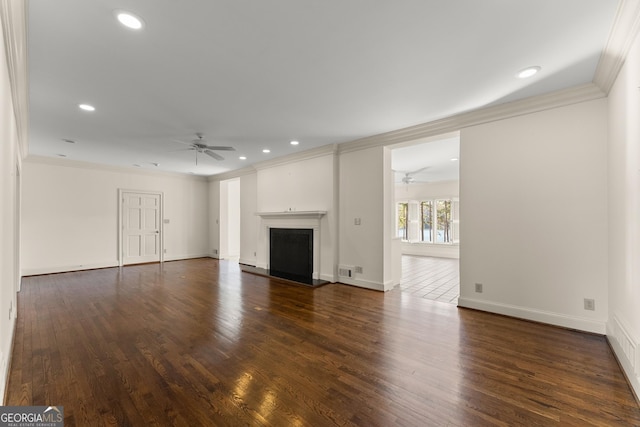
420 201 433 242
397 198 459 244
436 199 451 243
397 202 408 239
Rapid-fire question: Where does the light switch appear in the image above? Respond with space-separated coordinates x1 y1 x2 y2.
163 219 170 224
354 218 361 225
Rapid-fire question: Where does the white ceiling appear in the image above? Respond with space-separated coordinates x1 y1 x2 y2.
27 0 619 176
392 135 459 184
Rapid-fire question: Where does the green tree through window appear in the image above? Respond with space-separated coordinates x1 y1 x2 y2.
397 203 408 239
436 199 451 243
420 201 433 242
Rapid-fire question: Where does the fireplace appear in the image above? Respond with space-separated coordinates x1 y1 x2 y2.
269 228 313 282
254 210 327 283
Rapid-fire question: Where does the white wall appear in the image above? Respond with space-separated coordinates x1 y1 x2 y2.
21 159 210 274
459 99 608 334
219 178 240 260
209 179 220 257
239 172 258 266
219 179 228 258
256 153 336 281
339 146 395 290
0 2 24 402
607 28 640 397
396 180 460 258
227 179 240 259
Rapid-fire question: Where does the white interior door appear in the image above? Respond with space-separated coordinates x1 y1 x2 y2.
121 191 162 265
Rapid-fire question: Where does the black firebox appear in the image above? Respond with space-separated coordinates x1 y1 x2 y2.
269 228 313 283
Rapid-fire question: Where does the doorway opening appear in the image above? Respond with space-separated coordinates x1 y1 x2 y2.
391 132 460 304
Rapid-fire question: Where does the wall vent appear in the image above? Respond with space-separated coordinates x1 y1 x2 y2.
338 265 354 278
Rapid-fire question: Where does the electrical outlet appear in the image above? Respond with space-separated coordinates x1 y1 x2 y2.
254 252 257 257
475 283 483 293
584 298 595 311
355 266 363 274
213 249 218 255
8 300 12 319
163 249 167 254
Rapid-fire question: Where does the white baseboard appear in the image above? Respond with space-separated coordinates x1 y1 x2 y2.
337 276 385 291
320 273 336 283
239 257 256 266
22 261 119 276
23 255 215 276
1 315 16 405
164 254 211 262
458 297 607 334
607 315 640 400
401 243 460 259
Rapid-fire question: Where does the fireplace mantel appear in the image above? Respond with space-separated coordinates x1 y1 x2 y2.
255 211 326 280
256 211 327 219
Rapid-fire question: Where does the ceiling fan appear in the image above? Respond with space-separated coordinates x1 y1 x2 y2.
397 166 430 185
174 133 235 164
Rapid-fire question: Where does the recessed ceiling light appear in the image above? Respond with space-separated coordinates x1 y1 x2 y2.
133 164 141 167
151 162 160 167
115 11 144 30
290 140 299 146
62 138 76 144
239 156 247 160
78 104 95 112
262 149 271 153
450 157 459 161
517 66 541 79
57 154 67 158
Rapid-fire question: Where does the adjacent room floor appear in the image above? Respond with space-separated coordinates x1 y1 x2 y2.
399 255 459 304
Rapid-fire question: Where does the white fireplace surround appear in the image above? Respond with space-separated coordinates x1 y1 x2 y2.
256 211 327 279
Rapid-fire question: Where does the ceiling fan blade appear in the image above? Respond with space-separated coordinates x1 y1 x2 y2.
204 150 224 161
204 145 235 151
409 166 430 175
172 139 193 146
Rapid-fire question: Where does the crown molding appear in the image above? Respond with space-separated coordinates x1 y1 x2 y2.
339 83 605 154
207 166 257 182
593 0 640 94
208 143 338 180
251 143 338 171
25 155 209 181
0 0 29 159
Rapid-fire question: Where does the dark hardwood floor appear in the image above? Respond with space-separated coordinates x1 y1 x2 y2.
6 258 640 426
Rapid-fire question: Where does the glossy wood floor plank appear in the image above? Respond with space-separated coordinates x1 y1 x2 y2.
6 259 640 426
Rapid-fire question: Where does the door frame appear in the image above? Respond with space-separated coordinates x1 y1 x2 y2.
118 189 164 266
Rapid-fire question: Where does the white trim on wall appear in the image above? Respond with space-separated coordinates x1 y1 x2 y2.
338 84 605 155
607 315 640 399
459 297 607 334
256 212 326 280
593 0 640 93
